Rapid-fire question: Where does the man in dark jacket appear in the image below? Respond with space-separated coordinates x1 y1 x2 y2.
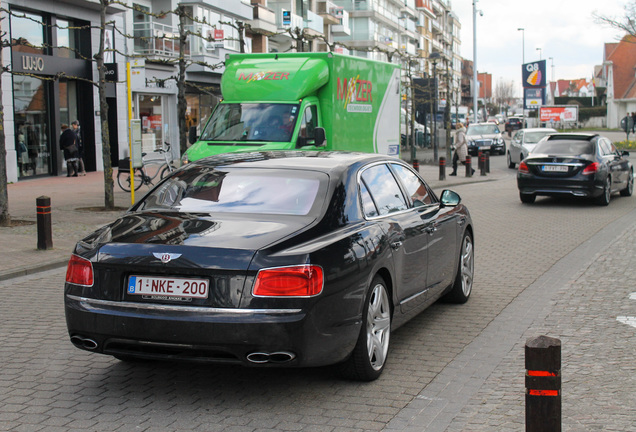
60 124 79 177
71 120 86 175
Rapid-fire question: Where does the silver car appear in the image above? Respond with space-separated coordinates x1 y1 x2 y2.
507 128 557 168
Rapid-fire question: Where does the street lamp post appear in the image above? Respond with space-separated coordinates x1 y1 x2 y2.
549 57 554 82
517 28 525 64
536 47 542 60
473 1 481 125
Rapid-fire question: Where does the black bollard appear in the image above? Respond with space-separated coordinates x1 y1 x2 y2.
413 159 420 172
36 196 53 250
465 155 472 177
480 152 486 176
439 157 446 180
485 151 490 173
526 335 561 432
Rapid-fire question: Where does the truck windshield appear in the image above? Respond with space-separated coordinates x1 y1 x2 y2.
199 103 300 142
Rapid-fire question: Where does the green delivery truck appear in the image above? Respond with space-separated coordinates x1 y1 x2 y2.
183 52 401 163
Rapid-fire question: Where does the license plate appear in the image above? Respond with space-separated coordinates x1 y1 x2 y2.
127 275 209 299
543 165 568 172
479 146 490 151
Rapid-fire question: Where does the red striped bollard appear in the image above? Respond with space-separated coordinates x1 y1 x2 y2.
36 196 53 250
465 155 472 177
526 335 561 432
439 157 446 180
413 159 420 172
480 152 486 176
485 151 491 173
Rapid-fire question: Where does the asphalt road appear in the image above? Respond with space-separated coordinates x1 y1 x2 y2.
1 148 635 431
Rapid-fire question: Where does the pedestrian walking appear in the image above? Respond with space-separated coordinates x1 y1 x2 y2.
450 122 473 176
60 124 79 177
71 120 87 175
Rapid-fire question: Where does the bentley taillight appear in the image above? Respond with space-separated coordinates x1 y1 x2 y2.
253 265 324 297
66 254 94 286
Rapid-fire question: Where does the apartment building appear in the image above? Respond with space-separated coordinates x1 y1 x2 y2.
2 0 461 183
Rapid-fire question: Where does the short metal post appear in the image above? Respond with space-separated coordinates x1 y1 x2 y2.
439 157 446 180
412 159 420 172
36 196 53 250
485 151 490 173
526 335 561 432
480 152 486 176
465 155 472 177
477 151 483 171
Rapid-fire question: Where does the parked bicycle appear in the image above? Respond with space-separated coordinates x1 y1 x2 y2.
117 142 177 192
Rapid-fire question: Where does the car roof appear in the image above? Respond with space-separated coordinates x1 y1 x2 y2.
191 151 399 174
468 122 499 127
518 128 557 133
544 132 599 141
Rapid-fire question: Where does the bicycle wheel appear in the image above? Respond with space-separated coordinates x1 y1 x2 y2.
117 168 144 192
160 163 176 180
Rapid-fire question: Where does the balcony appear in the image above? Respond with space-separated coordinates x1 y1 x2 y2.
133 21 184 58
317 0 341 25
304 9 324 36
249 3 277 34
401 0 417 18
332 9 351 36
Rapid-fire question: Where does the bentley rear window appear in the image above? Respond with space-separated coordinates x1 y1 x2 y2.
137 167 325 216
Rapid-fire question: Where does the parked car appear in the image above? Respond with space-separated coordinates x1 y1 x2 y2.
486 116 499 125
64 151 475 381
507 127 557 168
517 133 633 205
466 122 506 156
505 116 523 135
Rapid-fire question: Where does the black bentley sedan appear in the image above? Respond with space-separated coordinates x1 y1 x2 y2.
64 151 474 381
517 133 633 205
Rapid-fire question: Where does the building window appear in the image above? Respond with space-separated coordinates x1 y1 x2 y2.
11 9 46 55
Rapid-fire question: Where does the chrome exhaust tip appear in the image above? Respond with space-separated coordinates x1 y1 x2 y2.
70 335 98 350
246 351 296 364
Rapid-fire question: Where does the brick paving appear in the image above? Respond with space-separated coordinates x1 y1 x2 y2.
1 153 635 431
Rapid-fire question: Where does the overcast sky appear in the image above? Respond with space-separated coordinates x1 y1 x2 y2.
451 0 629 96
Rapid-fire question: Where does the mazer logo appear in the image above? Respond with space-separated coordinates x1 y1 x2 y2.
336 76 373 108
238 71 290 82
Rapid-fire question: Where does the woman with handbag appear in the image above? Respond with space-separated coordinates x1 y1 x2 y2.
60 124 79 177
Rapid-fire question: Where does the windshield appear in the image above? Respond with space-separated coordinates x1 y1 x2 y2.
137 166 324 216
467 125 500 135
533 141 594 155
199 103 300 142
524 131 553 144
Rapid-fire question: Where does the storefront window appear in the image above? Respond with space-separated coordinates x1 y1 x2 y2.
138 94 164 152
59 79 78 130
11 10 46 55
186 92 219 135
14 76 51 177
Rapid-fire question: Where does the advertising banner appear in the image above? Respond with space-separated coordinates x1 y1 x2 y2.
524 88 544 109
539 105 579 123
522 60 547 88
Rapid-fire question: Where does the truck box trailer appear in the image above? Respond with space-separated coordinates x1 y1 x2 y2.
183 52 401 163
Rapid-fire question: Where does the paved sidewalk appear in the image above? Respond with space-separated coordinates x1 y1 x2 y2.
0 162 503 281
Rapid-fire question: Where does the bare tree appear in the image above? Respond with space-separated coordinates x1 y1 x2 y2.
494 79 515 115
594 1 636 36
97 0 115 209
